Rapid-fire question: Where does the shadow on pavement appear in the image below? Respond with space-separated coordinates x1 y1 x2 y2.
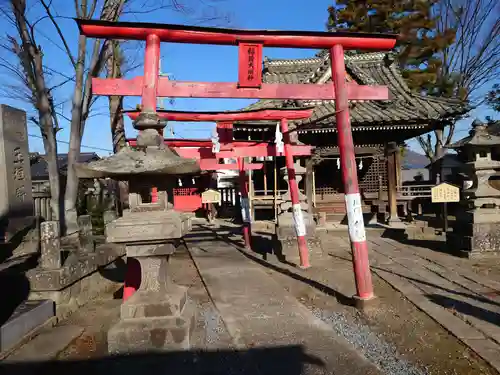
428 294 500 327
0 345 324 375
380 228 451 255
191 223 354 308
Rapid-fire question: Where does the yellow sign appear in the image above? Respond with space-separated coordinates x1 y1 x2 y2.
201 189 221 204
431 182 460 203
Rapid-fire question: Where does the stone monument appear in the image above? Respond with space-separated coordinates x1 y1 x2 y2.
75 111 200 353
0 104 36 246
446 120 500 258
275 160 320 263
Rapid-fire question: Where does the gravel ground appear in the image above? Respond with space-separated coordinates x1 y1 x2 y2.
259 247 497 375
311 307 426 375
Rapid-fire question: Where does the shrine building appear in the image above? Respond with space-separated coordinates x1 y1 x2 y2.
234 51 467 222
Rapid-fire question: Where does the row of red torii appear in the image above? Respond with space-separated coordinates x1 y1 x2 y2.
77 19 398 305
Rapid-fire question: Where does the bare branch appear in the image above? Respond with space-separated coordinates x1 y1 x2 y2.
39 0 77 68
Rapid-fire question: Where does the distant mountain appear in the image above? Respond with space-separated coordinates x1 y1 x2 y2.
402 149 429 169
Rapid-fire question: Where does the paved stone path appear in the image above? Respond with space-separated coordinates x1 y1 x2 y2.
185 225 383 375
4 219 499 374
325 234 500 373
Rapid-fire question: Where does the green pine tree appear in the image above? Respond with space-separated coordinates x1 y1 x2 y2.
327 0 456 96
487 84 500 113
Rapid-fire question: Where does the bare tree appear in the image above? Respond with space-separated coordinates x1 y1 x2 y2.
1 0 127 234
417 0 500 161
2 0 63 227
63 0 127 235
1 0 233 235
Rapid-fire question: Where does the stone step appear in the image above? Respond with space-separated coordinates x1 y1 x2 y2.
5 325 84 362
1 300 55 355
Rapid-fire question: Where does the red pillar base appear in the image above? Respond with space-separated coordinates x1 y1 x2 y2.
242 223 252 249
123 257 141 301
351 240 374 299
297 236 311 269
352 294 378 310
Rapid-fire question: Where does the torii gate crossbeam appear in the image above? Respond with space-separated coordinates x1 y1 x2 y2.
126 109 313 262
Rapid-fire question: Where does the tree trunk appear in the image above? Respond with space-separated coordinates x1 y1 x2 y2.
109 96 125 153
105 40 125 153
11 0 62 231
42 121 61 224
64 33 87 235
433 127 445 162
63 0 126 234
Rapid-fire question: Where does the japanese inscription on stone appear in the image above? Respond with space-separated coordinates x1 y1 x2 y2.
0 104 34 220
431 182 460 203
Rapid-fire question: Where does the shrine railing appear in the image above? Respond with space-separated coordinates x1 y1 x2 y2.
397 184 433 198
252 189 304 198
315 187 343 201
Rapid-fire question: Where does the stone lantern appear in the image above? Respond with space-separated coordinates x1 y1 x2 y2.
446 119 500 258
75 112 200 353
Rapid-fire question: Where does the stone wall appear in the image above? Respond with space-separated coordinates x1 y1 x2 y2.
28 254 125 320
27 242 126 320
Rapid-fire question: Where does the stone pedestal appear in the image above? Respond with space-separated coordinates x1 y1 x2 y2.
275 161 321 263
447 206 500 259
106 210 195 353
40 221 62 269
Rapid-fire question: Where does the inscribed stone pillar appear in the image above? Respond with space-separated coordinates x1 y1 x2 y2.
77 215 95 252
40 221 62 269
0 105 34 241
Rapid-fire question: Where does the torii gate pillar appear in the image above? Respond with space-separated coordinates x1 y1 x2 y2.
237 158 252 248
331 45 373 302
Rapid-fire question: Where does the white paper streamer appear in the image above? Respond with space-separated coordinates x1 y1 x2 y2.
292 203 307 237
344 193 366 242
275 122 284 154
211 130 220 153
241 197 251 223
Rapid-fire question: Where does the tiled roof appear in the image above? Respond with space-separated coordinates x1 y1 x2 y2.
30 152 100 180
243 52 467 130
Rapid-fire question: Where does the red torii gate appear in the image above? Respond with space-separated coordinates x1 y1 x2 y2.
77 19 397 304
126 108 314 253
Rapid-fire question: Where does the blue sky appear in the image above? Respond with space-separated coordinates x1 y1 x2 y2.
0 0 498 156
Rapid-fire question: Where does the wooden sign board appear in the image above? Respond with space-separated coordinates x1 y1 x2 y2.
201 189 221 204
431 182 460 203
